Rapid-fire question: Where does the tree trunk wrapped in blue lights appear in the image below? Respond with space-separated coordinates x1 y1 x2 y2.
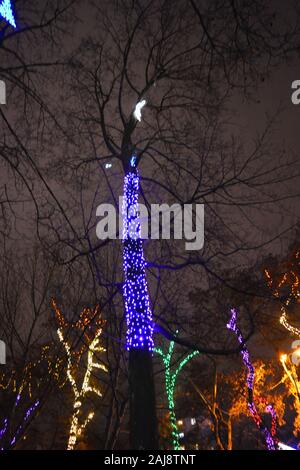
122 170 154 352
122 166 157 449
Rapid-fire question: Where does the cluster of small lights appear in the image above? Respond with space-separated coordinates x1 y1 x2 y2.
9 400 40 448
0 419 7 442
0 389 39 450
52 299 103 332
280 301 300 337
52 299 103 359
122 170 154 351
0 370 15 391
0 339 68 450
155 338 199 450
53 301 108 450
265 256 300 298
259 397 278 450
0 0 16 28
227 308 278 450
227 309 254 393
265 259 300 338
265 260 300 448
265 254 300 418
0 344 67 397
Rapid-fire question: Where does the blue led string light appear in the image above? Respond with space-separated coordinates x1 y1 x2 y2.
122 169 154 351
0 0 16 28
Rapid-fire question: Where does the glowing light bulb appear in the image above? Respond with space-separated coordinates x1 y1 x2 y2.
133 99 146 121
295 348 300 358
130 155 137 167
280 354 287 363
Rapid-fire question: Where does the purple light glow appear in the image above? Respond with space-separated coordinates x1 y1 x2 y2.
227 308 278 450
0 391 21 446
0 418 7 441
122 170 154 351
227 309 254 393
10 399 39 447
0 395 39 450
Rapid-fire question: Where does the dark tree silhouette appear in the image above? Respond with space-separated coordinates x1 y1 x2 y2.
1 0 300 449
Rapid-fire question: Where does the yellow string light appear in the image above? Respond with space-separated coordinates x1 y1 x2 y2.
0 343 66 399
266 253 300 435
265 260 300 338
52 300 108 450
280 301 300 337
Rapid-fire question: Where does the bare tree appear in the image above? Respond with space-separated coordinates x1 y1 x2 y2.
54 0 300 448
2 0 300 449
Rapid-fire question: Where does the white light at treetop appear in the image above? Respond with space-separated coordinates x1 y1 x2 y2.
133 99 146 122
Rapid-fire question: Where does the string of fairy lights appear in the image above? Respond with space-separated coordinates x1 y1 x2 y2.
265 251 300 420
155 336 199 450
264 252 300 337
227 308 278 450
0 389 39 450
1 233 297 452
52 299 108 450
0 340 68 449
0 310 97 449
0 298 109 450
2 86 299 450
122 169 154 351
9 399 40 448
0 345 67 397
1 2 298 452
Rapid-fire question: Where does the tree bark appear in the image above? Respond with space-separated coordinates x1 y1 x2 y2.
129 349 158 449
122 167 158 449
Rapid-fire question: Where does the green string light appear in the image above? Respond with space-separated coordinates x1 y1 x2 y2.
155 337 199 450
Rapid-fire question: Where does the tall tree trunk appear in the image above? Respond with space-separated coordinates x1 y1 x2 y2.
122 167 158 449
129 349 158 449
